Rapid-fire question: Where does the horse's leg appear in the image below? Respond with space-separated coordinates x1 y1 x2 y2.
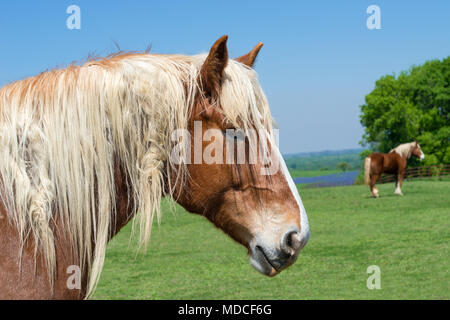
395 173 404 195
370 174 380 198
394 175 399 194
394 160 406 195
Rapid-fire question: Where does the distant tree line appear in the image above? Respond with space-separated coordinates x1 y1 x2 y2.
360 56 449 165
285 151 361 171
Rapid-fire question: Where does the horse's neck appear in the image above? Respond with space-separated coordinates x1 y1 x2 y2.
109 155 170 238
109 157 136 238
391 144 413 159
403 145 413 159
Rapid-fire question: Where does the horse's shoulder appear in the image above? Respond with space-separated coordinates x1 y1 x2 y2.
390 151 406 162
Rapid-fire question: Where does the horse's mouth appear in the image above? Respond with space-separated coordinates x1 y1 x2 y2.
247 227 307 277
249 246 279 277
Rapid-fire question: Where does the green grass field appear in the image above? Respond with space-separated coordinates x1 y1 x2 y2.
288 169 343 178
93 179 450 300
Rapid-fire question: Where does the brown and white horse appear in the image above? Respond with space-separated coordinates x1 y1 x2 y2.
364 141 425 197
0 36 310 299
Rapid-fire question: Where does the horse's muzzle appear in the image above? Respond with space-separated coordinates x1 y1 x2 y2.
249 228 307 276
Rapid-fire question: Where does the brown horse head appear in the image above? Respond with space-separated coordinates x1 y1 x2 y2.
169 36 310 276
411 141 425 161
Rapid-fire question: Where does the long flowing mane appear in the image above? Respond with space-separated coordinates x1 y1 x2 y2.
389 141 416 158
0 52 273 296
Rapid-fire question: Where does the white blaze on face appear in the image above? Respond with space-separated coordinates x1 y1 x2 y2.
280 155 310 249
272 142 310 249
420 152 425 160
417 144 425 160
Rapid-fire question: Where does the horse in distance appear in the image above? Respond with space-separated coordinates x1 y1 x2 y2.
0 36 310 299
364 141 425 197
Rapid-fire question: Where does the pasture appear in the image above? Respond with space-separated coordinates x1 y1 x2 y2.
93 179 449 299
289 169 342 178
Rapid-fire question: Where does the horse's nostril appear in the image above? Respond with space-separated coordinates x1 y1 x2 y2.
282 230 301 255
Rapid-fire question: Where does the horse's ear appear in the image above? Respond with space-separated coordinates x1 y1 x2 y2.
235 42 264 68
200 35 229 99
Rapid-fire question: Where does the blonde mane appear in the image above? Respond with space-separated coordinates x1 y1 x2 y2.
0 52 273 296
390 142 416 158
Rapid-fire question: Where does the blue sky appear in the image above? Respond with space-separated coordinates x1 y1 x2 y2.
0 1 449 153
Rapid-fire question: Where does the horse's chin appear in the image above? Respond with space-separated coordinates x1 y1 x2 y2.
249 252 279 277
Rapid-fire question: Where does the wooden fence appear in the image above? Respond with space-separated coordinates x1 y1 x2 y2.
378 164 450 184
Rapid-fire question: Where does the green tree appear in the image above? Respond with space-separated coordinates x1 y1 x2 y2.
337 162 350 172
360 57 450 165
